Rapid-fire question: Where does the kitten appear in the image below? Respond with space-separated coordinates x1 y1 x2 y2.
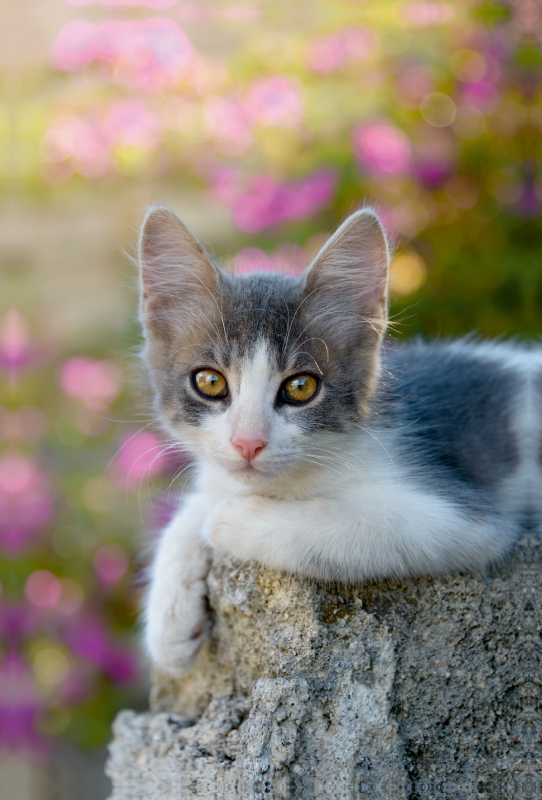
138 206 539 675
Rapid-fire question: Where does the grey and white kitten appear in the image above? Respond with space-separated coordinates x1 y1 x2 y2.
138 206 540 675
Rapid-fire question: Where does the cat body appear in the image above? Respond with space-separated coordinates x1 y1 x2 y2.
138 206 540 674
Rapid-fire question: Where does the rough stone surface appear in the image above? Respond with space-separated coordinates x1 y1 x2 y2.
107 534 542 799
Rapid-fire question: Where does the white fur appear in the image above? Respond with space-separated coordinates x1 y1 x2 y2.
144 340 533 674
144 493 212 674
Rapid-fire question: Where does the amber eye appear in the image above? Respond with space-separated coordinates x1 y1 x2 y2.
281 374 319 404
193 369 228 399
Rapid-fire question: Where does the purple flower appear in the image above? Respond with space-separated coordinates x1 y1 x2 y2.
353 121 412 176
102 646 138 685
0 457 52 555
0 604 38 646
460 81 499 114
60 357 123 412
0 654 43 754
412 128 455 188
65 616 137 685
233 170 336 232
94 544 129 586
0 311 42 380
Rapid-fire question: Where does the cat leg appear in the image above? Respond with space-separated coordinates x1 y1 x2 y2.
144 493 212 675
203 493 507 582
202 494 363 580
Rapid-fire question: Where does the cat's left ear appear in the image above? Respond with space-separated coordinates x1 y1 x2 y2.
302 209 389 350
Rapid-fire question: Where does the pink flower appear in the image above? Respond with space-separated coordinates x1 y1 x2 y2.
0 407 47 443
105 100 162 148
43 101 163 178
94 544 129 586
113 431 169 487
51 19 193 92
67 0 177 6
60 357 122 412
42 114 112 178
353 121 412 176
0 457 52 554
401 2 455 26
394 67 435 110
412 128 455 188
247 76 304 127
306 27 375 74
205 97 253 156
0 311 40 379
207 166 245 204
233 170 336 232
269 243 306 276
50 21 97 71
307 36 345 74
232 247 273 274
25 571 62 609
231 245 305 277
339 27 376 63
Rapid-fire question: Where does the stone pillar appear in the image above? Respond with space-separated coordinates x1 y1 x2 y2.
107 534 541 800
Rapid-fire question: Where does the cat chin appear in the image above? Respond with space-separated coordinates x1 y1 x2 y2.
211 458 288 486
223 464 279 485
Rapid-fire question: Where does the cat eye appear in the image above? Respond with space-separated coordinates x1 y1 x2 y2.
281 374 320 405
193 369 228 399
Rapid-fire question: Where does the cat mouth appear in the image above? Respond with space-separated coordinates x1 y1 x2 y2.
228 459 275 482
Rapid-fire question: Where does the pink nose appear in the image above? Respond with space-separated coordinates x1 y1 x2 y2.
232 437 266 462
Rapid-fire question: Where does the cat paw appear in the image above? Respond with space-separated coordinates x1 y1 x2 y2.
145 578 209 675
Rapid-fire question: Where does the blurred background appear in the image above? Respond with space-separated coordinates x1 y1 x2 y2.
1 0 541 797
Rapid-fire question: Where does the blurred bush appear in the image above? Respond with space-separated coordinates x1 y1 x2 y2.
1 0 541 755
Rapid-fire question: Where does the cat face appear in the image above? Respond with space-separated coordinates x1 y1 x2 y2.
138 207 389 485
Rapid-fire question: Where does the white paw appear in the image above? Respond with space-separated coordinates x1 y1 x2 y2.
145 577 209 676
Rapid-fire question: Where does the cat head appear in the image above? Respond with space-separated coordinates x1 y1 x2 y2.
138 206 389 485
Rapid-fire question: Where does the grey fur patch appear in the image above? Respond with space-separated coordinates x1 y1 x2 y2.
378 341 521 509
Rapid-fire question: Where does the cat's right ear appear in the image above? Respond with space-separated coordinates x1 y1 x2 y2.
138 206 220 339
302 209 390 352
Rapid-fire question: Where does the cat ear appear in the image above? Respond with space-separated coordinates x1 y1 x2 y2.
302 209 389 350
138 206 221 339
